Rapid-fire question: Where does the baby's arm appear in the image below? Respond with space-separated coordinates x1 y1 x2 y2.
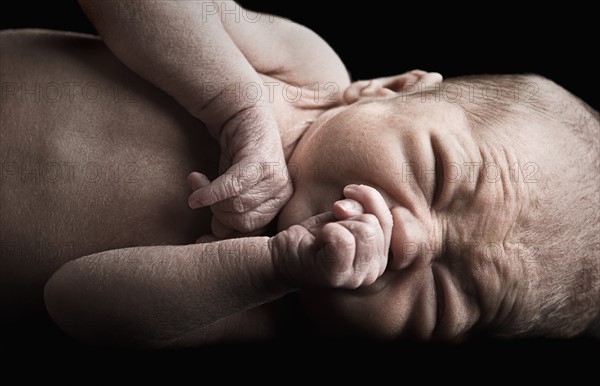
215 1 351 94
44 185 391 347
44 238 291 348
78 0 294 236
78 0 259 127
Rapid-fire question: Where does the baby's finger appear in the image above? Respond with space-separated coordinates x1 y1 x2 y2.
317 222 356 286
187 172 211 192
210 181 290 215
298 212 336 235
333 199 363 220
335 214 386 282
343 185 393 256
188 165 259 209
211 186 290 233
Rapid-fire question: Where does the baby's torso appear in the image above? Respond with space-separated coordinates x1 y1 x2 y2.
0 30 218 316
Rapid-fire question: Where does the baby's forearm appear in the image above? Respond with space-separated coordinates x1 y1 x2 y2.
78 1 350 125
78 0 268 132
44 238 293 348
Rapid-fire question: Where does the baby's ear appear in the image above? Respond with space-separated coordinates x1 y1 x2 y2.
343 70 443 104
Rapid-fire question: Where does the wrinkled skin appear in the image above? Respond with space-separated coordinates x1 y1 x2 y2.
2 28 597 344
275 85 554 340
78 0 312 238
271 184 393 290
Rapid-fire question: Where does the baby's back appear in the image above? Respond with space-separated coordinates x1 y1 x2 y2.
0 30 218 318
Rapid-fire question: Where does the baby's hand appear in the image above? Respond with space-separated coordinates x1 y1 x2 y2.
270 185 393 289
187 106 292 238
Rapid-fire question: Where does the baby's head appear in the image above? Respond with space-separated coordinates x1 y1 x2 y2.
279 73 600 340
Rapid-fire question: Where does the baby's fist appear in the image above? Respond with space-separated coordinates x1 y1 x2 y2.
270 185 393 289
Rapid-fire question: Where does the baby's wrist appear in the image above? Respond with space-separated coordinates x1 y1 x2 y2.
220 237 296 297
268 235 300 291
212 102 279 144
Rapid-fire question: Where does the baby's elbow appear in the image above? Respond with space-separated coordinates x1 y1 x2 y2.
44 262 164 349
44 263 86 340
44 262 115 346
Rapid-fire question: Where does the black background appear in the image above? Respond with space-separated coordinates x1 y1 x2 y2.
1 0 599 362
1 1 598 110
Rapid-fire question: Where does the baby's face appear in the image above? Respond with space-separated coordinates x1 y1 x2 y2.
278 85 544 340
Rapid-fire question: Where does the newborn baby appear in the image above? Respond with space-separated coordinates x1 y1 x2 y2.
1 23 598 346
277 74 600 340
